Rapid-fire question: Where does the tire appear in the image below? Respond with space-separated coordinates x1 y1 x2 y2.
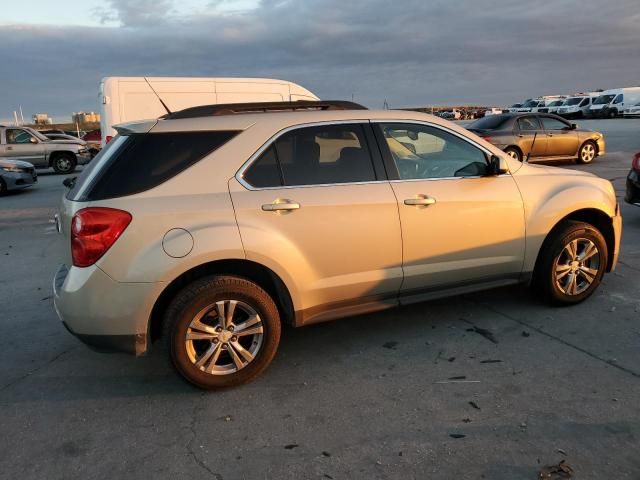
163 275 281 389
607 109 617 119
51 153 77 174
577 141 597 164
533 221 608 305
504 146 522 162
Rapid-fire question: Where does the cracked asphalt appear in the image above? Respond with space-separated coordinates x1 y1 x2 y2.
1 119 639 479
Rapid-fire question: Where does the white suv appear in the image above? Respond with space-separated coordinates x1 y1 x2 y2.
53 101 622 389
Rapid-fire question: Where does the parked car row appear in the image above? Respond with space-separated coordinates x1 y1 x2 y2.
508 87 640 119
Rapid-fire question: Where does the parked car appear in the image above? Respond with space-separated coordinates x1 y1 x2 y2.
467 113 605 164
44 133 87 144
588 87 640 118
508 103 523 113
0 158 37 194
557 96 597 119
625 152 640 206
0 126 91 174
623 102 640 118
538 99 565 114
483 108 504 116
53 101 621 389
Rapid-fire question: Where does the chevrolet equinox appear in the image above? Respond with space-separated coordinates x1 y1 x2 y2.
53 101 622 389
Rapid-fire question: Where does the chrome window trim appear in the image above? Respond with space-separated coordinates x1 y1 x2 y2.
235 119 379 191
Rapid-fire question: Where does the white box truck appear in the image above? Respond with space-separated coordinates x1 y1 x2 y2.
588 87 640 118
99 77 319 145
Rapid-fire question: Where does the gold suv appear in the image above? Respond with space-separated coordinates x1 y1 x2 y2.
53 101 622 389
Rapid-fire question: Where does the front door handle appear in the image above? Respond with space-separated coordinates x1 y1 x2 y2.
262 199 300 212
6 146 13 150
404 195 436 206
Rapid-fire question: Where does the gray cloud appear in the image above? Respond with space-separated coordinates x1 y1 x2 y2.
1 0 639 121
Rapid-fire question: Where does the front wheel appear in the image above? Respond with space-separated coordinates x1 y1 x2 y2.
577 141 597 164
164 276 281 389
504 147 522 162
533 221 608 305
52 153 77 174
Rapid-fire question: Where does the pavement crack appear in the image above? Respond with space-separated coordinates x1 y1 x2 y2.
466 299 640 380
186 394 223 479
617 260 640 273
0 346 77 392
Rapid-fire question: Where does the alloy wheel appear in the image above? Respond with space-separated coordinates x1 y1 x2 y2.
56 157 72 172
580 143 596 163
553 238 600 295
185 300 264 375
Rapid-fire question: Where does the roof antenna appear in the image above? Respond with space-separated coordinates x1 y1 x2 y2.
525 132 537 163
144 77 172 116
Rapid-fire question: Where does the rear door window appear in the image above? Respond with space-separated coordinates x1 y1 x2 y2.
242 124 377 188
71 131 239 201
517 117 541 131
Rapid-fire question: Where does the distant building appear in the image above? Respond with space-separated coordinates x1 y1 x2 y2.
72 111 100 124
32 113 52 125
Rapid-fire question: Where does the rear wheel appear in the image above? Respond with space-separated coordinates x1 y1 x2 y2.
52 153 77 174
533 221 607 305
164 275 281 389
577 141 597 164
504 147 522 162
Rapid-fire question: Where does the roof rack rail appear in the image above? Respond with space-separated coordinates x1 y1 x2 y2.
163 100 367 120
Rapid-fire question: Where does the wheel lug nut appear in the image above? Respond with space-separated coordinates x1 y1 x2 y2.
216 327 222 332
228 326 234 332
222 345 228 350
231 336 237 342
213 338 219 343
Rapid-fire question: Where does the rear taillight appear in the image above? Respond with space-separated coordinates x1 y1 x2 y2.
105 136 113 144
71 208 132 267
482 136 492 142
632 152 640 173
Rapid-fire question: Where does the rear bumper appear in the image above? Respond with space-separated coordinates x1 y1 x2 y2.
625 170 640 206
53 264 164 355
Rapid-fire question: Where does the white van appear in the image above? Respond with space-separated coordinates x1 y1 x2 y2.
99 77 319 144
588 87 640 118
556 94 599 119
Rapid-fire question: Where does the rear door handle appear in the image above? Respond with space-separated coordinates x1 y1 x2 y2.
262 199 300 212
404 195 436 206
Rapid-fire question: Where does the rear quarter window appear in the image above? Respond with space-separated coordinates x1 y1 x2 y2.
72 131 239 201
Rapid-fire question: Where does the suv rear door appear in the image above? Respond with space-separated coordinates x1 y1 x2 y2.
373 121 525 302
229 122 403 325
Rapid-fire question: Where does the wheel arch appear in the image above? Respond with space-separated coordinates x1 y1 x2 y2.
47 150 77 167
148 259 295 344
504 145 523 160
532 208 616 280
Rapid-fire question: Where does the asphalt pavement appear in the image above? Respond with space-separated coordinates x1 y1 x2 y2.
1 118 639 479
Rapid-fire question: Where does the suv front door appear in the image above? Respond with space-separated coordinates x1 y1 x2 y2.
230 122 403 324
374 122 525 302
3 128 47 166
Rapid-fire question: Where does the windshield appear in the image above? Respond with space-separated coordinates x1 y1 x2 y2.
523 100 539 107
548 100 564 106
511 103 522 108
593 94 615 105
564 97 583 106
468 115 509 130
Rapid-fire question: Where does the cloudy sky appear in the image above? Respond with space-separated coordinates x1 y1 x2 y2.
1 0 639 122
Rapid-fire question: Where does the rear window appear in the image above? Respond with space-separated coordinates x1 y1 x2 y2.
468 115 509 130
69 131 239 201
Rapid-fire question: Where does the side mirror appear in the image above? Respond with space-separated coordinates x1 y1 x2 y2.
30 137 38 144
487 155 509 176
571 123 577 130
62 177 76 189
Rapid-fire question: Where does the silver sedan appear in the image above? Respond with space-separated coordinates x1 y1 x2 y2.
0 158 37 194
